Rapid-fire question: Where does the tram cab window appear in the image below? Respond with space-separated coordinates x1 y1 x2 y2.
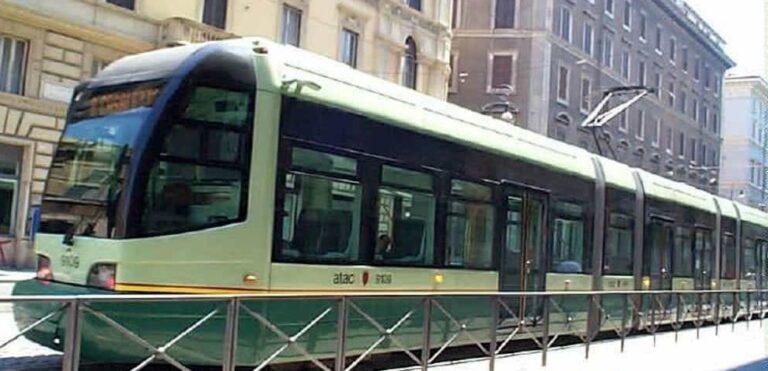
742 237 757 279
604 213 633 275
446 179 494 269
375 165 435 265
672 227 693 277
551 201 588 274
721 233 737 279
139 86 252 235
279 147 362 263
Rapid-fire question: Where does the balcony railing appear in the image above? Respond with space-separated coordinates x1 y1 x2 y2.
158 17 238 47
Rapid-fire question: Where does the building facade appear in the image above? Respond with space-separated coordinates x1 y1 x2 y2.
449 0 734 190
0 0 450 267
719 76 768 208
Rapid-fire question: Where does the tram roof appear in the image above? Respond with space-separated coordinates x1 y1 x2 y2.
736 203 768 228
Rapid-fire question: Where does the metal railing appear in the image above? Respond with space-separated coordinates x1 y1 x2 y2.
1 288 767 371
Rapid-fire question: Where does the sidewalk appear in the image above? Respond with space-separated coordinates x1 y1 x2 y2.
0 269 34 284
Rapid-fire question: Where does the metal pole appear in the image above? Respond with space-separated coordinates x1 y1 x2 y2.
696 292 702 340
420 297 432 371
335 297 348 371
650 293 657 347
732 292 738 332
674 293 681 343
541 294 550 367
747 291 752 329
488 296 499 371
620 293 628 353
585 294 595 359
715 292 720 335
222 297 240 371
62 299 81 371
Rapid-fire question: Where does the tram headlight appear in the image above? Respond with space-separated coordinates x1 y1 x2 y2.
87 263 116 290
36 255 53 283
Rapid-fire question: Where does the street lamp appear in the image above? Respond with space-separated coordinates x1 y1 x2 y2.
481 84 519 125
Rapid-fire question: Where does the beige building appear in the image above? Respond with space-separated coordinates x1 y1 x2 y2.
0 0 452 268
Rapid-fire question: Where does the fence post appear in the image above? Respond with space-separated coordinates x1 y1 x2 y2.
421 297 432 371
541 294 550 367
746 291 752 330
620 293 628 353
62 298 81 371
674 292 681 343
222 297 240 371
335 297 348 371
732 292 738 332
715 291 720 336
488 296 498 371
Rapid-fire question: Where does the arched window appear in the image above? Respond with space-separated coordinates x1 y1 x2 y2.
403 37 418 90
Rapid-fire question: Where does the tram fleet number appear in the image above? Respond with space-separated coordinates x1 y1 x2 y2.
333 272 392 286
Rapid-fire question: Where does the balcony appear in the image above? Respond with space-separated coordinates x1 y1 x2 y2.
158 17 238 46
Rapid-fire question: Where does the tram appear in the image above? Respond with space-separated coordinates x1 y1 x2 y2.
12 37 768 366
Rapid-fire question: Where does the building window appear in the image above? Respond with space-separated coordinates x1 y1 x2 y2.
638 60 646 86
703 64 711 89
669 37 676 63
651 118 661 147
605 0 614 17
701 105 709 127
751 160 757 185
0 144 21 236
665 126 673 153
339 28 359 68
602 36 614 68
558 7 572 42
678 90 687 114
700 144 707 166
689 138 697 162
494 0 516 28
667 80 675 107
488 53 516 92
694 57 701 80
677 131 685 157
712 112 719 133
0 36 28 95
654 26 662 54
580 76 592 113
202 0 227 28
403 37 418 89
407 0 422 11
446 180 494 269
623 0 632 29
654 72 662 99
619 111 628 132
557 65 569 104
635 110 645 140
281 5 302 47
682 47 689 72
583 23 594 56
639 12 647 40
106 0 135 9
714 74 721 95
621 49 630 80
692 98 699 121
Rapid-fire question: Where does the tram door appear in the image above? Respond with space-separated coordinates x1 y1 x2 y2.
645 218 674 310
693 229 714 303
500 185 547 321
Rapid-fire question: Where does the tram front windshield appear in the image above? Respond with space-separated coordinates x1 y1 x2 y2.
40 83 162 238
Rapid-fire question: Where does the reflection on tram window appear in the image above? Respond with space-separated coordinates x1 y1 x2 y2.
742 237 757 279
673 227 693 277
551 201 587 273
722 234 737 279
141 162 243 234
183 86 250 126
375 165 435 265
446 179 494 269
604 213 633 275
280 148 362 263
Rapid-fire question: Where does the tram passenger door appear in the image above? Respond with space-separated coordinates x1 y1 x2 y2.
645 218 674 311
693 229 714 304
500 186 547 323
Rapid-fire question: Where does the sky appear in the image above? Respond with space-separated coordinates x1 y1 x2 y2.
684 0 764 77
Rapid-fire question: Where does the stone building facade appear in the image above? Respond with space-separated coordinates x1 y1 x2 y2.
0 0 451 268
449 0 734 191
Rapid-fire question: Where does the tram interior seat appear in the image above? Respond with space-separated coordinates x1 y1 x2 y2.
387 219 426 262
555 260 582 273
292 208 352 259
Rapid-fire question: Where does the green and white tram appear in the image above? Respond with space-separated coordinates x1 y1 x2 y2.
13 38 768 366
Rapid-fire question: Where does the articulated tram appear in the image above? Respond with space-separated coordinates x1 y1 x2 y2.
13 38 768 366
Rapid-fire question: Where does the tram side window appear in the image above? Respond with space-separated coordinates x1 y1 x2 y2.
694 229 714 280
742 237 757 279
551 201 588 274
375 165 435 265
139 86 251 235
446 179 494 269
280 147 362 262
604 213 633 275
722 234 737 279
672 227 693 277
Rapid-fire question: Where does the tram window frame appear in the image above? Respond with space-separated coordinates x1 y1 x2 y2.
693 228 714 280
550 200 590 274
374 164 437 267
445 178 495 270
721 232 737 279
277 144 365 264
604 213 633 275
742 236 757 280
672 226 694 277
